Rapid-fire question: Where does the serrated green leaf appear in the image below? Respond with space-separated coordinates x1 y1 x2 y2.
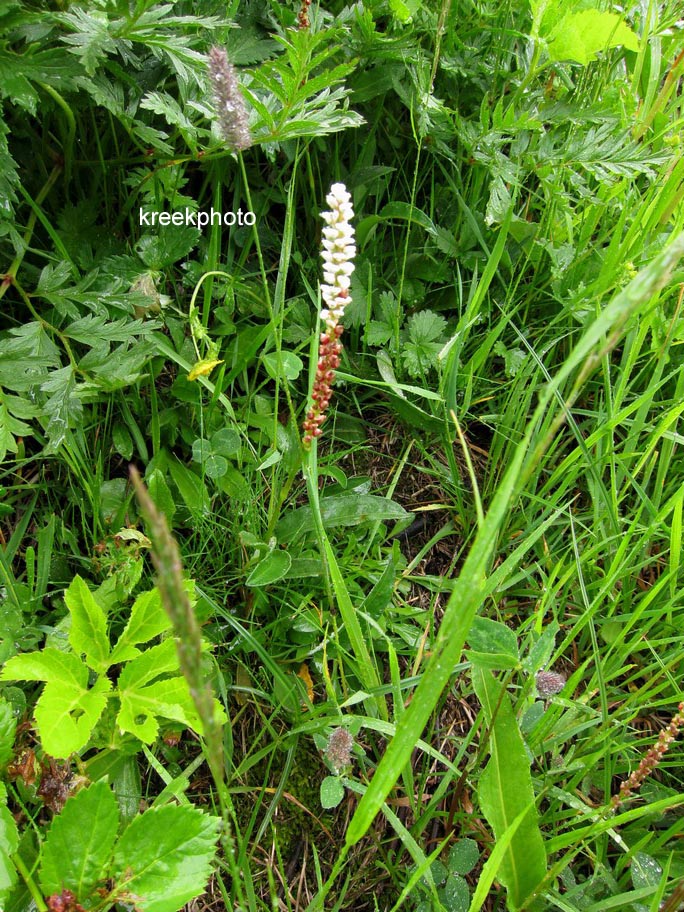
0 783 19 906
117 676 199 742
118 638 180 690
116 639 224 742
41 366 83 453
112 804 219 912
35 676 111 759
40 781 119 899
246 550 292 587
472 668 546 908
320 776 345 809
546 9 639 66
0 699 17 769
1 650 111 757
110 588 171 664
136 226 200 270
402 311 447 378
65 576 111 673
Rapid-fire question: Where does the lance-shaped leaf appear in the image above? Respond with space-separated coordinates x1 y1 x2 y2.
472 668 546 910
65 575 111 673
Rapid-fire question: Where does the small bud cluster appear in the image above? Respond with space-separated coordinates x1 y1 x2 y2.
324 727 354 773
298 0 311 29
207 46 252 152
536 670 566 697
612 701 684 807
303 183 356 446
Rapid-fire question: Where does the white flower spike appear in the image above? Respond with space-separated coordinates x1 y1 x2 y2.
302 183 356 446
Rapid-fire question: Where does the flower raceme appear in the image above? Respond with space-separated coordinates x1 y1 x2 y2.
207 46 252 152
302 183 356 446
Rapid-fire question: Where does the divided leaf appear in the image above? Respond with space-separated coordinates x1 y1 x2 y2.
0 650 111 758
65 575 111 673
40 781 119 900
545 9 639 66
112 805 220 912
116 639 224 742
110 588 171 664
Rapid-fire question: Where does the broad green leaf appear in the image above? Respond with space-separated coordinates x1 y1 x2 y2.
246 550 292 587
112 804 220 912
112 423 134 460
40 781 119 900
117 676 199 743
1 650 111 757
442 873 469 912
0 699 16 768
147 468 176 526
191 438 212 463
118 638 180 690
1 648 89 687
168 458 210 518
112 755 143 826
262 350 303 381
467 617 519 670
472 668 546 909
448 839 479 875
35 676 111 759
275 494 409 543
116 640 225 742
0 783 19 906
65 575 111 673
320 776 345 809
546 9 639 66
210 428 241 456
204 454 228 479
110 588 171 664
